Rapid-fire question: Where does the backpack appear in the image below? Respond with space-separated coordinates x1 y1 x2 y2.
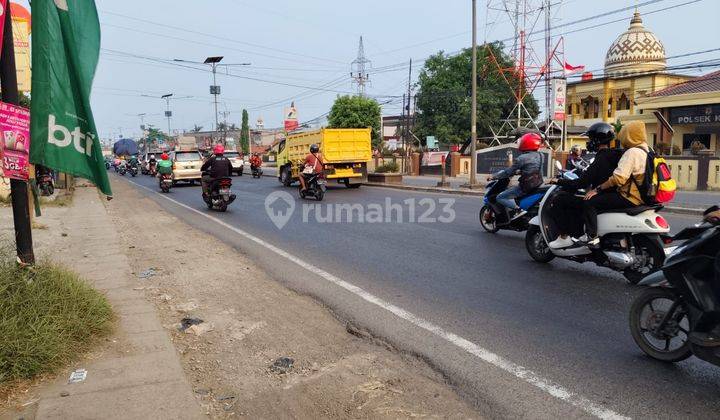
633 147 676 204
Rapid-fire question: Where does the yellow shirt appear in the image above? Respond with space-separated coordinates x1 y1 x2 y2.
601 145 648 205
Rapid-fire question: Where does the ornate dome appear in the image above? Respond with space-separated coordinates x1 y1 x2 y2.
604 10 666 77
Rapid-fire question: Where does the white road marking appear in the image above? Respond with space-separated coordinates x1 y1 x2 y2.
126 179 629 420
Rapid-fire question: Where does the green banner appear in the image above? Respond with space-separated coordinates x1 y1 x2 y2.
29 0 111 196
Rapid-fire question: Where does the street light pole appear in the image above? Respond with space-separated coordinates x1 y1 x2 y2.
162 93 173 135
470 0 478 186
212 63 219 133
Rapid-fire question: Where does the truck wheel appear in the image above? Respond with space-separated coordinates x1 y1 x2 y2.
343 179 360 189
281 166 292 187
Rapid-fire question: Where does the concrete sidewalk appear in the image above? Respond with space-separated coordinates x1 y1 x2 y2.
29 186 204 419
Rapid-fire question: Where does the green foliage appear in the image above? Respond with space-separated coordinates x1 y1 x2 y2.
414 43 540 144
611 119 624 134
655 142 681 156
191 124 203 133
240 109 250 154
375 162 400 173
145 125 168 147
328 95 381 146
0 247 113 383
19 92 30 109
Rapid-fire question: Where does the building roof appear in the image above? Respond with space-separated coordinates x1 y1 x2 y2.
605 10 666 77
646 70 720 97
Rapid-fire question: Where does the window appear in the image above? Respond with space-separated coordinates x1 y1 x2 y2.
607 98 613 118
617 93 630 111
582 96 599 119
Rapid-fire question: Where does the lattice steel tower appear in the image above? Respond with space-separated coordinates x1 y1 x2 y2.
351 36 371 97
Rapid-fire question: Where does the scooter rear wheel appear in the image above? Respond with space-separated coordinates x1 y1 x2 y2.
629 287 692 363
624 235 665 285
479 205 499 233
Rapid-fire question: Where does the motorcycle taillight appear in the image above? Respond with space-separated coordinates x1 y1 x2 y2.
220 180 231 187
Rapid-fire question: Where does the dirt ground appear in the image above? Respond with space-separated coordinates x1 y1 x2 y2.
102 180 480 419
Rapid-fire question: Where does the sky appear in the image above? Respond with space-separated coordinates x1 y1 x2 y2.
21 0 720 140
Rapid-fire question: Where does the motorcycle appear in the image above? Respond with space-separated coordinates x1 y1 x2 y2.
479 177 548 233
202 175 236 212
251 165 263 179
38 172 55 196
148 161 157 177
159 173 173 193
300 172 326 201
118 163 127 176
628 206 720 364
525 161 669 284
129 164 138 177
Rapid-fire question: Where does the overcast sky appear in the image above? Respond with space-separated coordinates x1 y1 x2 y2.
21 0 719 140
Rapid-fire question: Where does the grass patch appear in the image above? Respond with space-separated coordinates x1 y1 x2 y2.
0 246 113 386
39 191 73 207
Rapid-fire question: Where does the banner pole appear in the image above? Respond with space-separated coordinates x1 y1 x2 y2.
0 2 34 265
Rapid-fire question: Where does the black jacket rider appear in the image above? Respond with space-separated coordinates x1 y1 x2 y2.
201 155 233 179
557 148 623 191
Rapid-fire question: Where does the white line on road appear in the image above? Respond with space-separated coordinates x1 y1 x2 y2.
127 179 628 420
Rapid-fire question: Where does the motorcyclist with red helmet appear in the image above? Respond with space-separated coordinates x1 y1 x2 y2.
487 132 544 220
201 144 233 195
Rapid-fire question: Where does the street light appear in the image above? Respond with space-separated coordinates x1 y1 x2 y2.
174 57 251 143
470 0 478 187
161 93 173 134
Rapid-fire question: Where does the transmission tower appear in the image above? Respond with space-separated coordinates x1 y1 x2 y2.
484 0 565 145
351 36 371 97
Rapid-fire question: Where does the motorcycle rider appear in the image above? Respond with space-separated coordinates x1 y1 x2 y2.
249 153 262 171
148 153 157 173
487 132 544 220
565 144 584 170
201 144 233 195
299 144 323 192
157 153 173 176
581 120 649 247
547 122 623 248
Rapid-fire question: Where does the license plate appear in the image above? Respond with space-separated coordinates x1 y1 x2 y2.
219 188 230 195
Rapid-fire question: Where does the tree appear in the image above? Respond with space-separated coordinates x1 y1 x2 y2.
328 95 381 147
191 124 203 133
145 125 168 148
240 109 250 154
414 42 540 145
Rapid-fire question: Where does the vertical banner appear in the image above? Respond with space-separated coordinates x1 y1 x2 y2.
0 0 8 49
29 0 112 196
10 2 30 92
551 78 567 121
284 101 299 132
0 101 30 180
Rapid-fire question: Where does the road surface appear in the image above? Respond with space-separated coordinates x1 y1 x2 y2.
119 171 718 419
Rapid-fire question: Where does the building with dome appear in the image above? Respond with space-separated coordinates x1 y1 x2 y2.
565 10 693 147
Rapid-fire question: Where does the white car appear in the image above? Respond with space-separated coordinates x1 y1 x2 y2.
224 151 244 176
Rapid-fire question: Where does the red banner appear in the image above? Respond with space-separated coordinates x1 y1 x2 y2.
0 0 7 48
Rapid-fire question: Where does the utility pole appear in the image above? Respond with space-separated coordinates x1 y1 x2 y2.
1 4 33 265
405 59 412 174
469 0 478 186
162 93 173 135
351 36 371 97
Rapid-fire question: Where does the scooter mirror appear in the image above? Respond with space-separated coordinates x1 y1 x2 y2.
554 160 563 171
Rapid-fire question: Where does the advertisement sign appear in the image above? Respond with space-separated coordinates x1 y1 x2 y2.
0 101 31 180
551 78 567 121
0 0 8 49
11 2 31 92
284 102 299 132
426 136 437 150
422 151 448 166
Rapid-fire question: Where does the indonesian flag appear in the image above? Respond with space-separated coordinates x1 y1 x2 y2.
564 61 585 75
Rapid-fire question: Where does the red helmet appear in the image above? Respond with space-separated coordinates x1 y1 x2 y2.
213 144 225 155
518 133 543 152
161 153 169 160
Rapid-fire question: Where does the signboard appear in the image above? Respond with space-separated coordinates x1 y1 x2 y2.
284 102 298 132
476 143 551 177
551 79 567 121
669 105 720 125
422 151 448 166
11 2 31 92
0 101 31 180
386 139 398 150
426 136 437 150
0 1 8 50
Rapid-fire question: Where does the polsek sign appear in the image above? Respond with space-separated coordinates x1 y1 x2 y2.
669 105 720 125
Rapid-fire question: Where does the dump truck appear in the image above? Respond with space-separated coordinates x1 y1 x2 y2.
276 128 371 188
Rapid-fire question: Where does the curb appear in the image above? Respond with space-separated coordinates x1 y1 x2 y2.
363 182 706 216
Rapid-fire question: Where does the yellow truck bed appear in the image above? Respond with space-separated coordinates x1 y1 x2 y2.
287 128 371 163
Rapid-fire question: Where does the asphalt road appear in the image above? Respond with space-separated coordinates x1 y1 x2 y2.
119 170 719 419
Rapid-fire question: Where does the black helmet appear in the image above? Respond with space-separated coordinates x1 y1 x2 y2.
584 122 615 152
309 144 319 153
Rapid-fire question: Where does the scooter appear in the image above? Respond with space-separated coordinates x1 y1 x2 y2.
129 165 138 177
628 206 720 364
525 161 669 284
300 172 326 201
159 173 173 193
202 175 236 212
148 161 157 177
118 164 127 176
479 177 549 233
251 165 263 179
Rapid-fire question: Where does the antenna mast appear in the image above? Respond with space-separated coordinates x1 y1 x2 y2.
351 36 371 97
